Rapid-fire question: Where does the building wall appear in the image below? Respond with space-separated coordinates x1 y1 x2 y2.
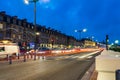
0 11 83 49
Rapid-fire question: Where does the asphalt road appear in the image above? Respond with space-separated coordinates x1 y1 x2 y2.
0 51 100 80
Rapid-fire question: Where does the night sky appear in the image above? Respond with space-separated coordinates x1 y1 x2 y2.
0 0 120 44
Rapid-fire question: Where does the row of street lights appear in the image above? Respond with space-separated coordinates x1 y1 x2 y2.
74 28 87 40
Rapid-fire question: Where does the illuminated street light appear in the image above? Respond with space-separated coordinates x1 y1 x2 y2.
111 43 114 45
24 0 29 4
115 40 119 44
83 28 87 32
75 28 87 40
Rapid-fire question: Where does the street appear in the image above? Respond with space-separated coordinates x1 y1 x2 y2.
0 51 100 80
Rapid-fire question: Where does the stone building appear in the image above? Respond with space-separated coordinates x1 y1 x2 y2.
0 11 81 49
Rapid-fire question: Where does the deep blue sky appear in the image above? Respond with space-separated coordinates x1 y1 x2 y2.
0 0 120 44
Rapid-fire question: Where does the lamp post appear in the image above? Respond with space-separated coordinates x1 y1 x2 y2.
75 28 87 40
24 0 39 47
24 0 39 60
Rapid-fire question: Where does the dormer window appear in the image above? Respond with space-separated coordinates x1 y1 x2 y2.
28 24 30 28
13 19 16 24
18 20 21 26
7 17 10 23
0 15 3 21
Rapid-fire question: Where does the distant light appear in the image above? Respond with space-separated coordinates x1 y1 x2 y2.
92 36 94 39
115 40 119 44
36 32 40 35
83 28 87 32
111 43 114 45
75 30 78 32
24 0 29 4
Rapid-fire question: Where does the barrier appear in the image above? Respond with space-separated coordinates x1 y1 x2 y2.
30 54 33 59
6 54 9 61
18 53 20 59
27 54 29 59
9 56 12 64
23 54 26 62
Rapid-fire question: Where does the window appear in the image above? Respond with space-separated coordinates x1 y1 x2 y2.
7 17 10 23
0 15 3 21
13 19 16 24
0 47 5 52
18 20 21 26
0 33 3 39
0 23 3 29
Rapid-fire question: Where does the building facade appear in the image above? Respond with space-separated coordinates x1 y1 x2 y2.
0 11 83 49
0 11 98 49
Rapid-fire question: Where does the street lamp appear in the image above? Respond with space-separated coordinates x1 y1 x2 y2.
91 36 94 41
24 0 39 47
24 0 39 60
115 40 119 44
75 28 87 40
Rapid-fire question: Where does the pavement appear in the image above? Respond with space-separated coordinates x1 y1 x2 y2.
92 49 120 80
0 50 102 80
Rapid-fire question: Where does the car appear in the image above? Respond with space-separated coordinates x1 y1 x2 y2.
36 47 51 56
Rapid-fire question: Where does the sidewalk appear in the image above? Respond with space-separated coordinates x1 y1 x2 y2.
90 71 98 80
95 50 120 80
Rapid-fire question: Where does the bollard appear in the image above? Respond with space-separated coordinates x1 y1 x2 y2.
9 56 12 64
42 55 44 59
31 54 33 59
34 53 36 60
38 55 40 59
18 53 20 59
6 54 9 61
27 54 29 59
116 69 120 80
23 54 26 62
